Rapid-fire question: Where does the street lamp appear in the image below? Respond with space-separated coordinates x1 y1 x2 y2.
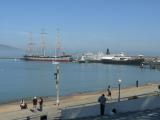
54 62 60 106
118 79 122 102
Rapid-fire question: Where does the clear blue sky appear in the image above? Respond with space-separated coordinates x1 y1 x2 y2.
0 0 160 55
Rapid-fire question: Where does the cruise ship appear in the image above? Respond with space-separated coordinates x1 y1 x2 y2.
101 53 144 65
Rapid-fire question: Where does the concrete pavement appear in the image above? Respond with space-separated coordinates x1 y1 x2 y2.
0 83 159 120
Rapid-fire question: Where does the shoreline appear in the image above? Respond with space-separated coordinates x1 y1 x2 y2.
0 82 159 106
0 82 159 119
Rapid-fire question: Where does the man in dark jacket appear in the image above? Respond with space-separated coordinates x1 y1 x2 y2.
39 97 43 111
98 94 107 116
33 97 37 110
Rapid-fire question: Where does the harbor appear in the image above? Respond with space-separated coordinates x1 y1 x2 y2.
21 33 160 69
21 31 146 65
0 0 160 119
0 59 160 119
19 30 160 71
1 39 160 119
1 59 160 103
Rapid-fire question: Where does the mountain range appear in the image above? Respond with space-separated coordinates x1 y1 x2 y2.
0 44 25 58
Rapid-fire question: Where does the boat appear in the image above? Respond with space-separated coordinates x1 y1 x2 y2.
78 52 105 63
78 56 86 63
23 54 72 62
101 53 144 65
22 30 72 62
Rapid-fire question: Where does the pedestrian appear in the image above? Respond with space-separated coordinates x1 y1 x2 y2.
98 94 107 116
20 99 27 109
38 97 43 111
136 80 139 87
33 96 37 110
20 99 24 105
157 85 160 94
107 85 111 98
158 85 160 91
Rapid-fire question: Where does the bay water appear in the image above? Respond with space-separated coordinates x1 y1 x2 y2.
0 59 159 103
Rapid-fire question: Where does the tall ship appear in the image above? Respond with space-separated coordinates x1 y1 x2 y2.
23 54 72 62
22 30 72 62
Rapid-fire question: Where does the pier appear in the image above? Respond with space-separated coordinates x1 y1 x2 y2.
141 56 160 69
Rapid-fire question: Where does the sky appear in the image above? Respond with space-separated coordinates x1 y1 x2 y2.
0 0 160 55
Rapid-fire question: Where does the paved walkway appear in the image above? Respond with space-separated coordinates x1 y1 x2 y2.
0 83 159 120
80 108 160 120
0 105 61 120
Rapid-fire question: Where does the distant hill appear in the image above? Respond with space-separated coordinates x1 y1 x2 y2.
0 44 20 50
0 44 25 58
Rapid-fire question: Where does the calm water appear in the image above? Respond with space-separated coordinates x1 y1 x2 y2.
0 59 159 103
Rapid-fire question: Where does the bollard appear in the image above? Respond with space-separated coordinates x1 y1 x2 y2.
26 116 30 120
40 115 47 120
136 80 138 88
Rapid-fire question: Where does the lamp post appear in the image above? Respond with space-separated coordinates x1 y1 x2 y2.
54 62 60 106
118 79 122 102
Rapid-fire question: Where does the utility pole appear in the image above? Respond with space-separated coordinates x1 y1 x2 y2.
118 79 122 102
54 63 60 106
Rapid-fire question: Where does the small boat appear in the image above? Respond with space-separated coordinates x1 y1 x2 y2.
78 56 86 63
78 52 105 63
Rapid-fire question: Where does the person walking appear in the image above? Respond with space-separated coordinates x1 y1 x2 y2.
20 99 27 109
136 80 139 87
38 97 43 111
98 94 107 116
33 96 37 110
107 85 111 98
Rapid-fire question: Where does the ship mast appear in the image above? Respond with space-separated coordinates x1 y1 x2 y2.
55 29 61 57
40 29 47 56
27 32 34 56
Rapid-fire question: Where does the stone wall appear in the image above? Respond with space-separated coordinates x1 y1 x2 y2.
61 95 160 119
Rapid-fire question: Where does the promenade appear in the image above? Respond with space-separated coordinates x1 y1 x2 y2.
0 83 159 120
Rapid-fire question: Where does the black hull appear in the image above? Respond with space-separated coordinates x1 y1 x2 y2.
101 59 144 65
78 60 101 63
22 55 72 62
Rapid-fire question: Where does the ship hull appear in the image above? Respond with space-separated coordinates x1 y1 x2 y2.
22 55 72 62
101 58 144 65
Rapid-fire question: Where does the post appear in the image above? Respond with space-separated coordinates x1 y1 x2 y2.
26 116 30 120
118 79 121 102
118 83 120 101
54 63 60 106
136 80 138 88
